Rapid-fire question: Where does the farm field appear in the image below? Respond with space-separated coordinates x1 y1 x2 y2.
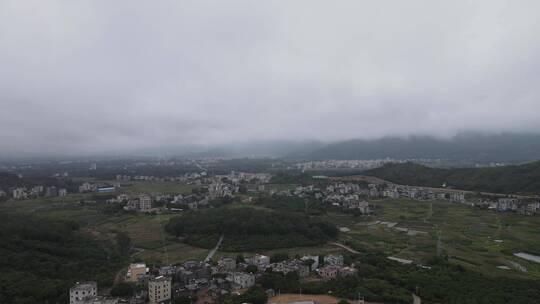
333 199 540 279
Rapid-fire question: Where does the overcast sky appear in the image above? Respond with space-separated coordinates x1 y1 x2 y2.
1 1 540 156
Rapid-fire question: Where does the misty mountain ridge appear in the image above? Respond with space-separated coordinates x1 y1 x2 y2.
298 133 540 163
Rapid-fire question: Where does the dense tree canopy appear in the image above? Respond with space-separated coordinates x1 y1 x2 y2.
365 161 540 194
165 208 338 251
0 213 126 304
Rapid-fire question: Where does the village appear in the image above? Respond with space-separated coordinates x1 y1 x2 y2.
69 253 358 304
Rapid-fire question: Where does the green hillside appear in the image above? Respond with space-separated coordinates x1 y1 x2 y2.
364 161 540 194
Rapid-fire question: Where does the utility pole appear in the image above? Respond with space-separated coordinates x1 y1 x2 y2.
357 293 365 304
436 229 443 257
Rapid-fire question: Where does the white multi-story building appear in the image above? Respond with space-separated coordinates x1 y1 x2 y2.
246 254 270 270
324 254 344 266
12 188 26 199
148 276 171 304
139 194 152 212
228 272 255 289
70 282 97 304
301 255 319 270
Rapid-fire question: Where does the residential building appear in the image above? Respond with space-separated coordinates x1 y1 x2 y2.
301 255 319 270
246 254 270 271
45 186 58 197
319 265 339 280
219 257 236 271
79 182 96 193
59 188 68 197
228 272 255 289
70 281 97 304
139 194 152 211
339 266 358 277
324 254 344 266
12 187 26 199
149 276 172 304
126 263 148 282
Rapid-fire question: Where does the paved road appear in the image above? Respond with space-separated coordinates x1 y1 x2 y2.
204 234 224 262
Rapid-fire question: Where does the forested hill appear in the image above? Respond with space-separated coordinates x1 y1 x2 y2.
300 133 540 162
364 161 540 195
0 213 126 303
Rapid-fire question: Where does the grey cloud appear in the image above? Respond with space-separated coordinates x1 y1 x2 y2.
1 0 540 156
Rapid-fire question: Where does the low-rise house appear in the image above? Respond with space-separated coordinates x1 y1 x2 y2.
219 257 237 271
246 254 270 271
79 182 96 193
271 260 310 278
324 254 344 266
45 186 58 197
70 282 97 304
339 266 358 277
58 188 68 197
12 187 27 199
126 263 148 282
227 272 255 289
318 265 339 280
301 255 319 270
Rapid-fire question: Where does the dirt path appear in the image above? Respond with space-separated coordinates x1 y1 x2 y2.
204 234 224 262
330 242 359 254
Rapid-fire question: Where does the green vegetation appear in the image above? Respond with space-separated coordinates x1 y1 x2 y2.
260 254 540 304
256 195 328 215
231 286 268 304
165 208 339 251
335 198 540 278
365 161 540 194
0 212 126 304
304 133 540 163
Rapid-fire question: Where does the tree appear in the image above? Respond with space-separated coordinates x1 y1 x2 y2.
110 282 134 297
270 253 289 263
238 185 248 194
236 254 245 264
234 286 268 304
246 265 258 274
116 232 132 256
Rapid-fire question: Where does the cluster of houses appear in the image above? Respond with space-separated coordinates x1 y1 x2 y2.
275 180 540 217
105 171 272 213
116 171 271 186
294 159 402 171
478 198 540 216
2 185 68 200
79 182 116 193
69 281 119 304
99 253 356 304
